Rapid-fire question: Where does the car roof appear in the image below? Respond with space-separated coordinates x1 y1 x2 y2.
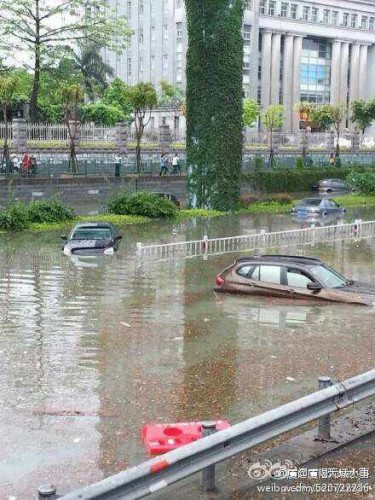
296 197 324 202
235 255 324 266
72 222 115 229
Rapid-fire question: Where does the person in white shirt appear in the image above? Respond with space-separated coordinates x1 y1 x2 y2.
172 153 181 175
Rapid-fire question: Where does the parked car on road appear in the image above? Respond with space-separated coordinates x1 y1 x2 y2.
292 197 345 217
62 222 122 256
214 255 375 305
312 179 352 194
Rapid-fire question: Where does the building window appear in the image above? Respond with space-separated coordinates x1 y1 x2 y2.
302 6 310 21
332 11 339 26
139 0 143 17
281 2 288 18
127 57 132 77
290 4 298 20
163 25 168 41
151 55 156 71
176 0 182 7
176 22 183 43
151 26 156 42
258 64 262 80
162 54 168 75
351 14 357 28
151 0 155 16
300 38 331 104
163 0 169 15
139 57 144 73
259 0 266 15
138 28 143 45
343 13 349 27
268 1 276 16
323 9 330 24
127 1 131 19
311 8 318 22
243 24 251 46
361 16 368 30
370 18 375 31
244 0 252 10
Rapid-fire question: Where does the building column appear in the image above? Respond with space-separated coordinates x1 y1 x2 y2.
358 44 368 99
261 31 272 110
340 42 350 127
349 43 360 104
292 36 303 132
330 40 342 104
270 32 282 104
283 34 294 132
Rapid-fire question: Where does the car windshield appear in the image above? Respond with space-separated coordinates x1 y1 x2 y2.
310 265 347 288
71 228 112 240
298 199 321 206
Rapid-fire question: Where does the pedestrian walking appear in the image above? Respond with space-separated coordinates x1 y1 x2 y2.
30 157 38 177
159 153 168 176
172 153 181 174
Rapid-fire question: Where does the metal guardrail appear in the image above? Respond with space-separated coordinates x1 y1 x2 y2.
136 220 375 260
57 370 375 499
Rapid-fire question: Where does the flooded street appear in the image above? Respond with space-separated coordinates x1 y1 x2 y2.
0 209 374 498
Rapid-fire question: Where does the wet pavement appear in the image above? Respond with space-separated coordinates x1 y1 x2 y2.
0 208 374 498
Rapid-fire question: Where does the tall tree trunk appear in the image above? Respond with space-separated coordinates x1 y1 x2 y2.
30 1 41 122
185 0 243 211
135 117 143 174
2 105 9 162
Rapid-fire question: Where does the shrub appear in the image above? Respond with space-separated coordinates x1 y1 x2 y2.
260 193 293 204
335 156 342 168
107 192 178 218
254 157 263 171
346 172 375 195
295 157 304 171
0 202 30 231
27 199 75 223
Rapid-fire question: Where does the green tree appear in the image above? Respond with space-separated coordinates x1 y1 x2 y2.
81 101 124 126
158 80 185 139
102 78 133 121
262 104 284 167
243 98 260 127
185 0 243 211
0 74 29 165
326 104 346 156
310 104 333 131
127 82 158 173
351 99 375 134
68 42 114 101
0 0 130 121
294 101 315 161
60 84 84 172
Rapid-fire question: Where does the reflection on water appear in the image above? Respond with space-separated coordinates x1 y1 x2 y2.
0 210 374 497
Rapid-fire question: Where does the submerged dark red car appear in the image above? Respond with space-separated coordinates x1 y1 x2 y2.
214 255 375 306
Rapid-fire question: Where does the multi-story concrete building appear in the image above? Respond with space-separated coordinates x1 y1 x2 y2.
105 0 375 131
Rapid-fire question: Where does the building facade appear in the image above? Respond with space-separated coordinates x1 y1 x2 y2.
105 0 375 132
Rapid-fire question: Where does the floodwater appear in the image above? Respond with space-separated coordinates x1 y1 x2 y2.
0 208 374 498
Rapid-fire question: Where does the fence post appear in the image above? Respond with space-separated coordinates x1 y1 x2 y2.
12 118 27 153
318 376 332 440
116 122 128 154
200 421 217 491
38 484 58 499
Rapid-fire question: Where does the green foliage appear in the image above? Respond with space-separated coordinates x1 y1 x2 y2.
311 104 333 131
334 156 342 168
351 99 375 133
241 193 293 207
103 78 133 122
81 101 125 125
185 0 243 211
242 166 368 193
254 156 263 171
158 80 185 111
0 202 30 231
295 157 304 171
107 192 178 218
346 172 375 195
243 98 260 127
262 104 284 131
27 199 75 223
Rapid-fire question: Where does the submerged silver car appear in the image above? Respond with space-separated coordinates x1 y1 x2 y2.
292 197 345 217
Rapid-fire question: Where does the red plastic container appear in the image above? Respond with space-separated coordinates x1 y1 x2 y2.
141 420 230 455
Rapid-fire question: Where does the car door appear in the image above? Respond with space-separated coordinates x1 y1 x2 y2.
285 267 327 301
234 264 291 298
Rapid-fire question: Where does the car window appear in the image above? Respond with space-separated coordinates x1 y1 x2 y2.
251 266 260 280
330 200 339 207
237 265 252 277
259 265 281 284
310 265 347 288
72 228 112 240
286 268 313 288
299 199 321 206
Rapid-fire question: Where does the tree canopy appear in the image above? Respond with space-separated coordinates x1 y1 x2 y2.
351 99 375 134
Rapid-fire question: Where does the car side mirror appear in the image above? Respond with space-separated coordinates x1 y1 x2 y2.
61 235 68 241
307 282 322 292
116 235 122 240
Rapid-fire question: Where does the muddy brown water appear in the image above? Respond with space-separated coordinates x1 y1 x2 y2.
0 208 374 497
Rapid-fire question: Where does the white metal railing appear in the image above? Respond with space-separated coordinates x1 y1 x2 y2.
0 122 13 143
136 220 375 260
